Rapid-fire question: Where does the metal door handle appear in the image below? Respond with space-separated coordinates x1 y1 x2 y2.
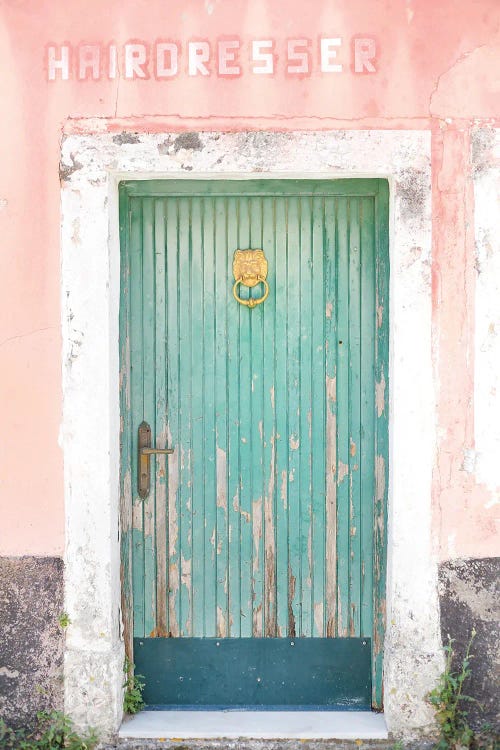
140 448 174 455
138 421 174 498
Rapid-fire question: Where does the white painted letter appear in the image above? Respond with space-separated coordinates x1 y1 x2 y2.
251 40 274 74
47 45 70 81
124 43 148 79
156 43 179 78
354 38 376 73
188 41 210 76
218 40 240 75
287 39 310 74
108 44 117 79
320 38 342 73
78 45 100 80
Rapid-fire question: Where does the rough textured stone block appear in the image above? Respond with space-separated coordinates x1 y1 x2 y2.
439 557 499 730
0 556 64 729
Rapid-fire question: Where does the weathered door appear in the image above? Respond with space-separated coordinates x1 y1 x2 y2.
120 179 389 709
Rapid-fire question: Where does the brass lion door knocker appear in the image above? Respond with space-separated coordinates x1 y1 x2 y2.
232 249 270 309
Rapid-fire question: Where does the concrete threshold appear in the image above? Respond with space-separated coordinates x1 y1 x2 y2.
119 710 388 740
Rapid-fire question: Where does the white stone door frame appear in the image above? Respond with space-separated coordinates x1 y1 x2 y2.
60 130 442 738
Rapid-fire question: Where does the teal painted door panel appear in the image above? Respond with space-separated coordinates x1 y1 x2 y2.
120 180 389 707
134 637 372 708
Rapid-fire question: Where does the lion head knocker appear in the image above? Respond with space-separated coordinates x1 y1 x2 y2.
232 249 269 309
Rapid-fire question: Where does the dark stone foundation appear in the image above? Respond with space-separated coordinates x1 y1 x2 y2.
438 556 500 731
0 556 64 729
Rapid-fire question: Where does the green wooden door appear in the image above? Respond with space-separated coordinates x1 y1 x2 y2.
119 179 389 709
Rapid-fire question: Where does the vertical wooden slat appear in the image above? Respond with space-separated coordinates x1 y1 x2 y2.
299 196 313 636
324 196 338 638
142 198 157 638
227 196 241 637
311 196 325 637
360 197 375 639
154 198 168 637
238 197 253 637
119 186 133 656
202 197 217 637
373 182 390 707
286 196 301 637
336 197 350 638
348 198 362 637
129 197 145 638
249 196 264 636
215 197 229 637
274 197 289 637
262 196 277 636
178 197 193 636
166 197 180 637
190 198 205 637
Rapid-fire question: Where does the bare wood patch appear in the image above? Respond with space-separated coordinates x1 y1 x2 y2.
168 430 180 636
314 601 324 637
168 561 179 637
155 424 168 639
337 460 349 484
288 565 297 638
307 520 313 592
149 626 169 638
217 605 227 637
326 410 337 637
325 374 336 403
252 496 263 636
216 447 227 510
120 467 134 659
264 437 276 636
280 469 288 509
376 303 383 329
375 371 386 418
375 454 386 503
350 603 356 637
337 585 348 637
181 553 192 635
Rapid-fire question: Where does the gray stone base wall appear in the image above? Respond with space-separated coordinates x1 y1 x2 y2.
438 557 500 731
0 556 64 729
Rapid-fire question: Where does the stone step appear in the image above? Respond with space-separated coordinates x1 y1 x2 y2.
99 738 432 750
97 710 435 749
118 710 388 742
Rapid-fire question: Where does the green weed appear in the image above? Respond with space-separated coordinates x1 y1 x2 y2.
123 656 146 715
428 630 481 750
58 612 71 629
0 711 97 750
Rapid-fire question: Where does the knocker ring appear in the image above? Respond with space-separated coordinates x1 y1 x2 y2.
233 275 270 308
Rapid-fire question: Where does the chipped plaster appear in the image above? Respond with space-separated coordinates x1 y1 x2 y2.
472 128 500 507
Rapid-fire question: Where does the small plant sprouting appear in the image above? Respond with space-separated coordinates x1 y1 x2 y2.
58 612 71 629
123 656 146 715
0 710 97 750
427 629 479 750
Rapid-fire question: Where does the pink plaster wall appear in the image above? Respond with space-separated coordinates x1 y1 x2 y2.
0 0 498 558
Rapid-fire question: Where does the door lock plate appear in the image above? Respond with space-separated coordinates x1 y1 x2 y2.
138 421 173 498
